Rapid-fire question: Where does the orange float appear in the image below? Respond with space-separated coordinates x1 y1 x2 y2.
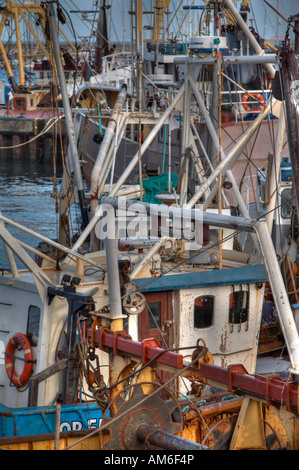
5 333 33 387
242 92 265 112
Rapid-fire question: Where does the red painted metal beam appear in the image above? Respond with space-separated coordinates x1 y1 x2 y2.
200 363 299 413
88 327 299 413
88 327 184 369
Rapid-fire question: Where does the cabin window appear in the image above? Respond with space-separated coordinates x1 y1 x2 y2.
229 288 249 325
14 98 25 108
147 301 161 330
281 188 293 219
26 305 41 346
194 295 214 328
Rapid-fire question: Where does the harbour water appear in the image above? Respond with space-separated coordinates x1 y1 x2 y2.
0 160 63 270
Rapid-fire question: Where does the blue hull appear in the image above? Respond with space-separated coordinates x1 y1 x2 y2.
0 403 104 437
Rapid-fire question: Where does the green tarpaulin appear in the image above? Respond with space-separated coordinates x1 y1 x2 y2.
138 172 178 203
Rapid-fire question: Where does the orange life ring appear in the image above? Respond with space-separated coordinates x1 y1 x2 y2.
242 93 265 112
5 333 33 387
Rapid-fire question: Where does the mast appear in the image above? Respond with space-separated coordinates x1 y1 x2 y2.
152 0 170 42
210 0 220 167
47 1 89 231
136 0 142 52
292 14 299 54
279 39 299 224
0 1 50 91
94 0 109 72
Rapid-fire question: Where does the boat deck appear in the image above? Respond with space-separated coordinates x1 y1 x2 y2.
0 248 268 291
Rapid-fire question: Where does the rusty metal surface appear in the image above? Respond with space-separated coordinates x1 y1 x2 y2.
199 362 299 413
184 396 243 421
136 424 204 450
88 326 184 369
100 383 184 450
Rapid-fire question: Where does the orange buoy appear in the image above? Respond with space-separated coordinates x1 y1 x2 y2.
242 93 265 112
5 333 33 387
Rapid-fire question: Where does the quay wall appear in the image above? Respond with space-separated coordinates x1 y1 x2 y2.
0 115 67 161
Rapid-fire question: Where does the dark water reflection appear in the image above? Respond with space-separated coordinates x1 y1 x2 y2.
0 161 63 270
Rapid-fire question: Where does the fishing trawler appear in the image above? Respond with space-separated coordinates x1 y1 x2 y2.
1 0 299 452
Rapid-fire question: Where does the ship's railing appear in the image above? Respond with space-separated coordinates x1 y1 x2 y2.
198 87 272 121
145 42 186 56
223 88 272 121
139 79 272 122
101 52 134 74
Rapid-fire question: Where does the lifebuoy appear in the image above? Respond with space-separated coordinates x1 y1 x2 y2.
242 93 265 112
5 333 33 387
